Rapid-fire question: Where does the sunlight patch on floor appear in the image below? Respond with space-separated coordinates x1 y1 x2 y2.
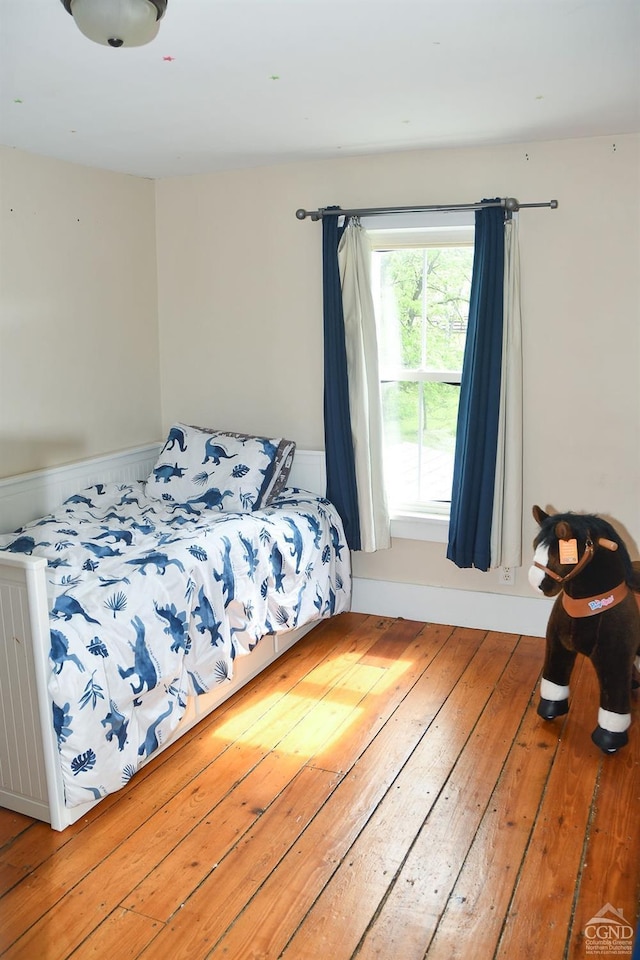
209 655 413 756
213 693 363 755
208 692 284 742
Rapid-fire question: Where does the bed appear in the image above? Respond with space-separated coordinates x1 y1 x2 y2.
0 425 351 830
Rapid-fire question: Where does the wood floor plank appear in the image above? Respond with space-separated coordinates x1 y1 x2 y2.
0 810 95 898
310 620 454 775
0 616 387 955
0 732 270 953
287 632 530 960
134 766 341 960
5 767 340 960
425 640 561 960
210 628 493 959
1 615 638 960
495 656 603 959
566 698 640 958
0 809 32 849
120 747 302 923
121 627 403 923
66 908 162 960
353 634 542 960
358 617 428 664
0 821 58 896
0 620 355 897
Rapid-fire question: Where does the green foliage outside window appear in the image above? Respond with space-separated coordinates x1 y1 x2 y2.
377 245 472 444
373 241 473 504
378 246 470 368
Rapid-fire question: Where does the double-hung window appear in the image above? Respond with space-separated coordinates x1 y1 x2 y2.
368 216 474 540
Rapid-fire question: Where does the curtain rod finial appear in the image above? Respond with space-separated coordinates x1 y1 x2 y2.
295 209 308 220
504 197 519 212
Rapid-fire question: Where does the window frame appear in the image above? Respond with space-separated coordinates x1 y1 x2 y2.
365 212 475 542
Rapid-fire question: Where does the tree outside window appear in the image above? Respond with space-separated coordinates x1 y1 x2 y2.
371 230 474 514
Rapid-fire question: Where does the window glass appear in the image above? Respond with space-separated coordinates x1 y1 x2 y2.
370 224 474 515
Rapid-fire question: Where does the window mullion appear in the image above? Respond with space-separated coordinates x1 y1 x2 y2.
380 370 461 383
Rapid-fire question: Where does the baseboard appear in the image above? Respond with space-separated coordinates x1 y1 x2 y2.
351 576 553 638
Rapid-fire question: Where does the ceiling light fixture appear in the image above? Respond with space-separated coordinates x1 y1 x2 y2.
60 0 168 48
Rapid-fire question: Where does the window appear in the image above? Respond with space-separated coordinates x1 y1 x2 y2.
369 219 474 534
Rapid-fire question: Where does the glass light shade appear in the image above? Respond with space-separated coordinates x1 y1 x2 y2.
68 0 164 47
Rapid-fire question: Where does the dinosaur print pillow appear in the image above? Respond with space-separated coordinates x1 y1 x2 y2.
146 423 295 512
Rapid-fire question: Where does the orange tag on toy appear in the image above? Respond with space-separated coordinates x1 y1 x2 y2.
559 538 579 564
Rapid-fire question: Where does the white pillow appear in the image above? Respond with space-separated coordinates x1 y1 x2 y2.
146 423 295 512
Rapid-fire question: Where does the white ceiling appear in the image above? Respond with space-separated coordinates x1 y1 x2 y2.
1 0 639 180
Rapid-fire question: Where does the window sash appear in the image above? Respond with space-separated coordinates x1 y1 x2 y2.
381 370 462 383
368 217 474 526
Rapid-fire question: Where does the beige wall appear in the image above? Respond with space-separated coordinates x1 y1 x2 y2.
155 134 640 596
2 134 638 600
0 147 161 476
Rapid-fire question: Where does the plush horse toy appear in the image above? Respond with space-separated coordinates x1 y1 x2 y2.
529 505 640 753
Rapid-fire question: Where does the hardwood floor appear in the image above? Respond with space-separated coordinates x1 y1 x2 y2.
1 613 639 960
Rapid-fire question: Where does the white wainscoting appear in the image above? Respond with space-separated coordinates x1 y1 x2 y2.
0 444 160 533
0 444 327 534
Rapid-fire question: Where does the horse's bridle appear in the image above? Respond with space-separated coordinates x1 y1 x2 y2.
533 536 618 585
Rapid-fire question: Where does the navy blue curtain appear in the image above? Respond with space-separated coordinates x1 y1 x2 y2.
447 202 505 571
322 212 362 550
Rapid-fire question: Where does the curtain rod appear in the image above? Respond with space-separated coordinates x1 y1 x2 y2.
295 197 558 221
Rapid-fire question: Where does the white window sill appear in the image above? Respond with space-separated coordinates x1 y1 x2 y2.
390 512 450 543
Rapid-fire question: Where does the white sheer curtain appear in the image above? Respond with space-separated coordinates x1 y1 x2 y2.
337 219 390 552
490 215 523 567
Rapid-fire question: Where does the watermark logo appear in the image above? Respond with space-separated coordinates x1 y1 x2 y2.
584 903 634 955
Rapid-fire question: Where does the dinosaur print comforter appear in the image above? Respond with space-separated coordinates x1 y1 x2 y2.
0 482 350 808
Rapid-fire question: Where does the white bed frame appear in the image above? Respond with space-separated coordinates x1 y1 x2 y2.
0 444 327 831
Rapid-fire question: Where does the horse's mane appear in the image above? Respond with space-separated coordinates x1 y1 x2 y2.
536 511 637 586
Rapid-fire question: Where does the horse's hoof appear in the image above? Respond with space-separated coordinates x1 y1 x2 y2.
537 697 569 720
591 725 629 754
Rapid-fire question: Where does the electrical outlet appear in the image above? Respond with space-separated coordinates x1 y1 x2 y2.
499 566 514 584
